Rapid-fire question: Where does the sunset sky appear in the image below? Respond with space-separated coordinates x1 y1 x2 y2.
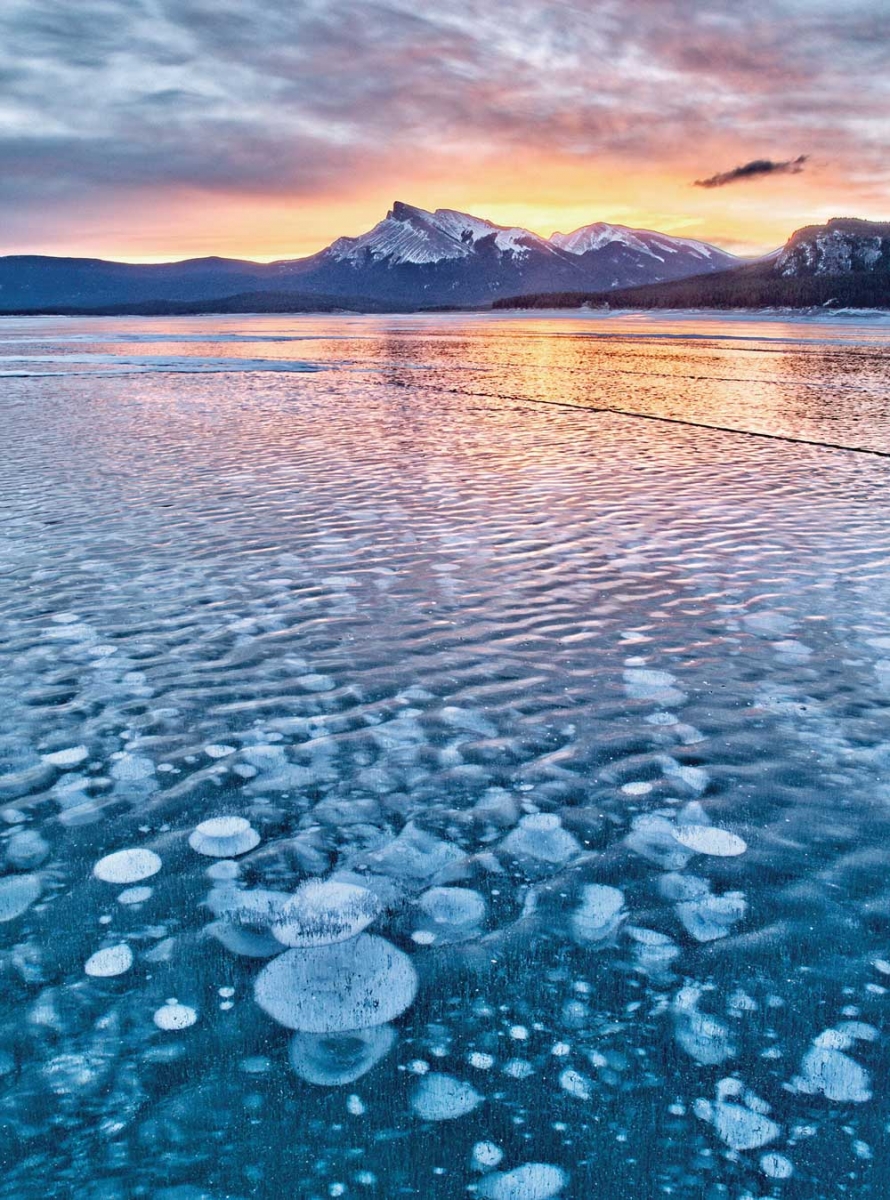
2 0 889 263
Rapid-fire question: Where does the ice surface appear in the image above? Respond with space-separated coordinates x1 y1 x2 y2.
93 848 161 884
4 312 890 1197
271 879 381 947
409 1072 483 1120
477 1163 569 1199
254 934 418 1032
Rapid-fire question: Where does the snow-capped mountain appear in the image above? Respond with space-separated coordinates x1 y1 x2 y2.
272 201 740 305
0 201 741 311
777 217 890 277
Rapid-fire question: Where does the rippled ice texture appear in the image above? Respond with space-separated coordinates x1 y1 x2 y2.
1 311 890 1199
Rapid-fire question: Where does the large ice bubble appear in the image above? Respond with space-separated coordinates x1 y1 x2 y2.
0 874 42 923
189 816 260 858
409 1072 482 1120
477 1163 569 1199
207 885 290 957
288 1024 397 1086
272 879 381 948
500 814 581 867
672 824 747 857
569 884 625 944
93 848 161 884
413 886 487 945
254 934 418 1032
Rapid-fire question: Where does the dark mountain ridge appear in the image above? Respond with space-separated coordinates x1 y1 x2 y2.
494 218 890 311
0 202 739 312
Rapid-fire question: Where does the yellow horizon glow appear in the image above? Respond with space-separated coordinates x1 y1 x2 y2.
10 157 886 264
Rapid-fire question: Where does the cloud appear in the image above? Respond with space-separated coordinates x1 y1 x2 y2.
0 0 888 252
694 156 809 188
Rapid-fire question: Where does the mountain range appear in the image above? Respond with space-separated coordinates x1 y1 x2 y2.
0 201 740 312
495 218 890 311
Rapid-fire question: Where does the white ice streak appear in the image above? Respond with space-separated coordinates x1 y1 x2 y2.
409 1072 482 1120
93 848 161 884
43 746 89 767
254 933 418 1032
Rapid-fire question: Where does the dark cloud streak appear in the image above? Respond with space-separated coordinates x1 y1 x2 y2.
694 155 809 188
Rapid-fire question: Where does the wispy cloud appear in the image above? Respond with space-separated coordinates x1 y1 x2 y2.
0 1 888 254
694 156 809 189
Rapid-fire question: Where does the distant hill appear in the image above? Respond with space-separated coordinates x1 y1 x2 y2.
494 218 890 311
0 202 739 312
0 291 408 317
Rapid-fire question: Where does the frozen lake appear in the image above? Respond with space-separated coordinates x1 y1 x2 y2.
1 311 889 1198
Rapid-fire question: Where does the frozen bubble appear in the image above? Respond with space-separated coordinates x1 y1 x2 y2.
695 1090 780 1151
6 829 50 869
672 825 746 857
93 848 161 884
84 944 133 978
254 934 418 1032
500 813 581 867
209 884 289 928
673 990 735 1065
0 874 42 922
188 816 260 858
118 886 152 905
288 1024 397 1086
760 1153 794 1180
363 822 464 884
559 1068 592 1100
206 859 241 881
205 744 236 758
791 1043 871 1103
477 1163 569 1200
414 886 487 944
627 926 680 981
43 746 89 768
626 813 694 870
569 884 625 944
621 781 653 796
207 884 290 956
110 754 156 783
472 1142 504 1170
153 1001 198 1031
623 668 685 705
676 891 747 943
743 610 797 637
272 880 381 948
409 1072 482 1120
